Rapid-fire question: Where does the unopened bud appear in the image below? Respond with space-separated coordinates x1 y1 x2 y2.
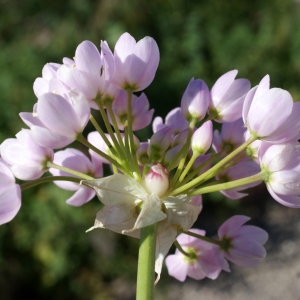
144 163 169 197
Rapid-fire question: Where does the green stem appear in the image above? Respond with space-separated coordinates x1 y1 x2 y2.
89 114 115 153
179 230 222 247
46 162 94 180
20 176 81 191
105 103 126 152
180 152 222 186
126 90 141 178
96 101 126 160
136 223 157 300
188 170 266 196
174 240 193 258
176 152 198 185
76 133 130 175
124 125 136 174
170 135 256 196
170 122 196 189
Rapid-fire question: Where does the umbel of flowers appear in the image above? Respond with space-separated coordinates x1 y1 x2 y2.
1 32 300 299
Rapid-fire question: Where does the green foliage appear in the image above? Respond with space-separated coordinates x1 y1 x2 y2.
1 0 300 298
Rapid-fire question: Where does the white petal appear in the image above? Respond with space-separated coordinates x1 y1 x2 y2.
82 174 148 208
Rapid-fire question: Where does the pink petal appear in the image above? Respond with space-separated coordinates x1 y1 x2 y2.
0 185 21 225
37 93 80 137
211 70 238 105
75 41 101 74
218 215 250 238
234 225 268 244
165 254 189 282
66 186 96 206
31 125 73 149
267 186 300 208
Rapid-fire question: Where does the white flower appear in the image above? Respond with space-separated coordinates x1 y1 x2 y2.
82 173 201 279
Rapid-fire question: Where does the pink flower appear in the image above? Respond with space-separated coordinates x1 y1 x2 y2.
181 78 210 123
20 90 90 149
212 118 246 155
112 32 160 91
57 40 114 107
165 229 224 281
33 63 68 98
148 126 173 160
153 107 189 135
209 70 250 122
109 90 154 131
0 158 21 225
243 75 300 143
218 215 268 267
0 129 53 180
136 142 149 166
259 142 300 207
49 148 103 206
191 121 213 155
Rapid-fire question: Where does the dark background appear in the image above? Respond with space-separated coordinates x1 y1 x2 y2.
1 0 300 299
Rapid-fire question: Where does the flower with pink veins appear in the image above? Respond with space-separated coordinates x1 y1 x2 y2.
110 90 154 131
0 129 54 180
0 158 21 225
20 90 90 149
218 215 268 267
57 40 114 108
165 229 225 282
209 70 250 123
144 163 169 197
259 142 300 207
49 148 103 206
243 75 300 143
113 32 160 91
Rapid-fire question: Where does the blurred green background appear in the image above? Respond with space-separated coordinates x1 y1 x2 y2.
1 0 300 299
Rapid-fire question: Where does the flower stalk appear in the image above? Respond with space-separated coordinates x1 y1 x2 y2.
136 223 158 300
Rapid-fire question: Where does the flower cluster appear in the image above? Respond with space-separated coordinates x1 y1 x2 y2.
1 32 300 286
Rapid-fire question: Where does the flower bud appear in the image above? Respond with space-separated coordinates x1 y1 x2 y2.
191 121 213 155
143 163 169 197
148 126 173 161
181 78 210 123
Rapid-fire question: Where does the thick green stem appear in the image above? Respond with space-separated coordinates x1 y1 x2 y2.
20 176 81 191
188 170 266 196
136 223 157 300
